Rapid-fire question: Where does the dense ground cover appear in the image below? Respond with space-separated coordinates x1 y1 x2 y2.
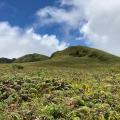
0 61 120 120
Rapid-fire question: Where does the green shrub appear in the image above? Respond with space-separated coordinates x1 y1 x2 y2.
73 96 85 107
12 64 24 70
42 104 63 119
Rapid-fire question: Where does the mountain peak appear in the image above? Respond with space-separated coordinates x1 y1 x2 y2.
51 46 119 62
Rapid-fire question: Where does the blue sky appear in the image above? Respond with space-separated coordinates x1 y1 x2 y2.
0 0 86 45
0 0 55 27
0 0 119 58
0 0 55 32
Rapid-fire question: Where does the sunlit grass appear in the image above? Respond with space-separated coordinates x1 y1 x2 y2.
0 61 120 120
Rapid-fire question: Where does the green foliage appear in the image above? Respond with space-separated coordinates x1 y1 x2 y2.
72 96 85 107
41 104 64 119
12 64 24 70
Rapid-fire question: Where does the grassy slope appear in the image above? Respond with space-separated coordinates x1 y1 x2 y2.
51 46 120 62
0 46 120 120
14 53 49 63
0 60 120 120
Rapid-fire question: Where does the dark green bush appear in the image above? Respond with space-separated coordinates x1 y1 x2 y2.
12 64 24 70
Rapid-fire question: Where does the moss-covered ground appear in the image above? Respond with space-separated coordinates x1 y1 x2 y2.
0 62 120 120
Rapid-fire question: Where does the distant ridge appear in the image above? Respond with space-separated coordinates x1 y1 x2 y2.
14 53 49 63
0 53 49 63
0 58 15 63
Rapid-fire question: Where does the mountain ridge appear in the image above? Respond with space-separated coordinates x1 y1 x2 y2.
0 53 49 63
0 46 119 63
51 46 120 62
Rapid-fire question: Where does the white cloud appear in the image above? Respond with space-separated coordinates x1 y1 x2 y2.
81 0 120 56
36 3 84 29
0 22 67 58
37 0 120 56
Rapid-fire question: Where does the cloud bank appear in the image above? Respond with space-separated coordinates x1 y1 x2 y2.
37 0 120 56
0 22 67 58
0 0 120 57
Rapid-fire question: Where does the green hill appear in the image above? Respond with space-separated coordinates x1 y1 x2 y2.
0 46 119 64
51 46 120 62
14 53 49 63
0 58 15 63
0 46 120 120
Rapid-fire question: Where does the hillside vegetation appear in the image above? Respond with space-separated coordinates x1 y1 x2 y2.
14 53 49 63
0 58 15 63
51 46 120 62
0 46 120 64
0 46 120 120
0 53 49 63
